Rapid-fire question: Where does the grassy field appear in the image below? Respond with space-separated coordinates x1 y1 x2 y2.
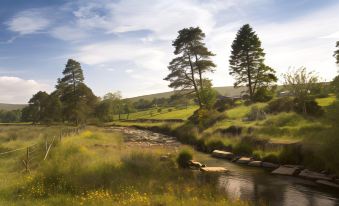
0 125 248 206
114 105 199 120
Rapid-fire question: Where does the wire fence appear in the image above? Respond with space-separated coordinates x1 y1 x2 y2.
0 125 86 173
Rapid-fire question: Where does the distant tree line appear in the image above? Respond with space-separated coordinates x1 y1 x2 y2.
0 110 21 123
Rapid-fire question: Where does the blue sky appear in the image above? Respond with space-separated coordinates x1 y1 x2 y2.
0 0 338 103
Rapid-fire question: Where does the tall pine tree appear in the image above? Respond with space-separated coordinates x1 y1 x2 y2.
57 59 97 124
229 24 277 102
164 27 216 108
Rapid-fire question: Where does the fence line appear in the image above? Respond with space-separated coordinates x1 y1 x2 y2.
0 125 86 173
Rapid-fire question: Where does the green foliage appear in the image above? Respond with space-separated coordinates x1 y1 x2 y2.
265 97 295 114
331 75 339 98
176 149 193 168
334 41 339 65
0 109 21 123
213 97 235 112
188 108 226 131
246 106 266 121
229 24 277 102
164 27 216 108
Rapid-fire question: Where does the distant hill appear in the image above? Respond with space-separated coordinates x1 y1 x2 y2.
126 86 247 102
0 103 26 111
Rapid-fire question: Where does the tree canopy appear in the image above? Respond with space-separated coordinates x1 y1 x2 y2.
164 27 216 108
229 24 277 102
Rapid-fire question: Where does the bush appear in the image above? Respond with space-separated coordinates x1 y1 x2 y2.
294 98 324 116
265 97 295 114
188 108 226 131
246 106 266 121
233 140 253 156
174 123 199 145
278 145 303 164
252 87 275 102
176 149 193 168
213 98 235 112
157 108 162 113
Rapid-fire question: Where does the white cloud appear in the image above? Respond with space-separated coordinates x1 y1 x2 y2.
76 40 170 71
0 76 51 104
7 10 50 35
50 26 89 41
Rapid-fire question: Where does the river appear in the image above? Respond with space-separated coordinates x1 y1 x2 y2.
112 126 339 206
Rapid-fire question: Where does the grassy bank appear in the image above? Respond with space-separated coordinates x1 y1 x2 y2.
111 95 339 175
0 126 248 205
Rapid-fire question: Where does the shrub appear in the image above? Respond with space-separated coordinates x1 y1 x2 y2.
168 108 173 112
213 98 235 112
278 145 303 164
246 106 266 121
265 97 295 114
157 108 162 113
188 108 226 131
293 98 324 116
176 149 193 168
233 141 253 156
252 87 275 102
174 123 199 145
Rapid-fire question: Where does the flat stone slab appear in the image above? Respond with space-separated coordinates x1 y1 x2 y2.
272 166 299 176
236 157 252 164
262 162 279 169
200 167 228 173
189 160 204 168
248 161 262 167
299 169 332 181
211 150 234 160
316 180 339 188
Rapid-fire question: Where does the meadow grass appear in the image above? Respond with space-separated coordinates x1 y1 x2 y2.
0 125 249 206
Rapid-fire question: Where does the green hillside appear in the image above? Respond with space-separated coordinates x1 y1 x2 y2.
126 86 247 102
0 103 26 111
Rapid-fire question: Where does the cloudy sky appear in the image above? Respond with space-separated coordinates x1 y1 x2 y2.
0 0 338 103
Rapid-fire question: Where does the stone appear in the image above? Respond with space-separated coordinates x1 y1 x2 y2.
188 160 205 168
262 162 279 169
248 161 262 167
298 169 332 181
316 180 339 189
200 167 228 173
211 150 234 160
160 155 170 161
272 165 299 176
236 157 252 164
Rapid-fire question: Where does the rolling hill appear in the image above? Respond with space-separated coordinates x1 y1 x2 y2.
126 86 247 102
0 103 26 111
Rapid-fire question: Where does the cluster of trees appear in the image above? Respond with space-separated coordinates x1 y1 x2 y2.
22 59 98 124
133 95 192 110
164 24 339 115
164 24 277 110
0 110 21 123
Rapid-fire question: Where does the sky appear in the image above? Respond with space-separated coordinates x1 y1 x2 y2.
0 0 338 104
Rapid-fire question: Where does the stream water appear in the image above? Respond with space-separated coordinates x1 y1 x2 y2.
112 127 339 206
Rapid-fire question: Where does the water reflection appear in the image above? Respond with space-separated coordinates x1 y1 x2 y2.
196 153 339 206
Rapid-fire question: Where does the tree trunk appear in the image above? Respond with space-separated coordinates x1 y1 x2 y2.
188 54 202 108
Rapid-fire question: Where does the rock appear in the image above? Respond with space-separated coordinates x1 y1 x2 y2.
160 155 170 161
298 169 332 181
262 162 279 169
316 180 339 189
211 150 234 160
236 157 252 164
272 165 300 176
248 161 262 167
200 167 228 173
188 160 205 168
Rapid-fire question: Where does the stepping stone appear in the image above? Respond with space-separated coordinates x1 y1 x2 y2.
316 180 339 189
262 162 279 169
200 167 228 173
248 161 262 167
272 165 299 176
188 160 205 168
211 150 234 160
236 157 251 164
298 169 332 181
